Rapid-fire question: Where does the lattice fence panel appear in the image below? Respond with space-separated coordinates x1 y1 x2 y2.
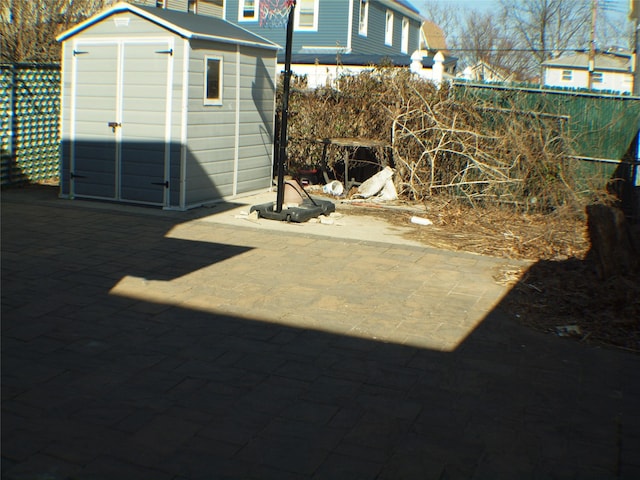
1 64 61 186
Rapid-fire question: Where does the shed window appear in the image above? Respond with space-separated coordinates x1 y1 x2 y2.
562 70 572 81
239 0 258 21
295 0 318 31
205 57 223 105
401 17 409 53
592 72 603 83
359 0 368 36
385 10 393 46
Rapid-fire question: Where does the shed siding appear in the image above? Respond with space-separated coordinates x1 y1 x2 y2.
185 41 275 204
185 41 239 203
60 6 275 209
60 12 187 207
236 47 275 192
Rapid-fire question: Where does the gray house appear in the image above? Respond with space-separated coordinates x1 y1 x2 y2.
57 2 278 209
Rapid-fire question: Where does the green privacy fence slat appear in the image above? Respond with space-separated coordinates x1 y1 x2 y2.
452 82 640 162
1 63 61 186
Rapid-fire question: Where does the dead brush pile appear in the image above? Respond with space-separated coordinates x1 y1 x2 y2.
285 68 580 213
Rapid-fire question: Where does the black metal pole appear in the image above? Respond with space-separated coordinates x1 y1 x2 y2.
275 0 296 213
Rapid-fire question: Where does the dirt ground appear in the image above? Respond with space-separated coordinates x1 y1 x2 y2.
337 197 640 354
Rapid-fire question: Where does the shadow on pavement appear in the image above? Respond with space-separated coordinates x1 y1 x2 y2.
2 189 639 480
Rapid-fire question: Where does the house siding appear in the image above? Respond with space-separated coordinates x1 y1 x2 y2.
544 67 633 94
225 0 351 52
351 2 420 56
224 0 418 56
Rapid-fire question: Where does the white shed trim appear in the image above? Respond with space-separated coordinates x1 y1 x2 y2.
233 44 241 196
163 36 175 208
180 38 189 210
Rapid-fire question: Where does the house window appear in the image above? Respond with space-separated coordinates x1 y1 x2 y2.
592 72 603 83
205 57 223 105
562 70 572 81
385 10 393 46
188 0 196 13
401 17 409 53
295 0 318 30
239 0 258 21
156 0 165 7
358 0 368 36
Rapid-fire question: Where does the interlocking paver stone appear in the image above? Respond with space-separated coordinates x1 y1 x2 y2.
2 187 639 479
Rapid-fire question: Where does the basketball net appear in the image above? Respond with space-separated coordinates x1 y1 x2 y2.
259 0 296 28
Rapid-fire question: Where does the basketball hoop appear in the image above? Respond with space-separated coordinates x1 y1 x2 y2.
260 0 295 28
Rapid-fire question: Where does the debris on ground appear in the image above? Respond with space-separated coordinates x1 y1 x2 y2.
353 166 396 200
337 197 639 354
410 216 433 226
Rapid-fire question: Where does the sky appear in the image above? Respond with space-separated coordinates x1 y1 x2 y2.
417 0 630 16
416 0 633 49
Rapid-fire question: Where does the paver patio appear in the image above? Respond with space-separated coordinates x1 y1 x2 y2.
2 187 639 479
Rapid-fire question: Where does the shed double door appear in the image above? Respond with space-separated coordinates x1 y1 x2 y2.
71 40 172 205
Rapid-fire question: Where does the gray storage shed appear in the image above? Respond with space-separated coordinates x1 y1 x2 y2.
57 2 278 209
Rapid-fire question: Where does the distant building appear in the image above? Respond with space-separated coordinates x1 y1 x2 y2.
458 60 515 83
542 50 633 94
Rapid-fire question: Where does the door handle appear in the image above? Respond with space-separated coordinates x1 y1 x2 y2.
108 122 121 132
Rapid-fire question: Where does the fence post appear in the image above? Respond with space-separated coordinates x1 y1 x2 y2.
9 64 16 184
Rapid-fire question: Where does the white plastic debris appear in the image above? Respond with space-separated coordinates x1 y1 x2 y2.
234 210 260 223
323 180 344 196
355 166 394 199
375 178 398 201
410 216 433 226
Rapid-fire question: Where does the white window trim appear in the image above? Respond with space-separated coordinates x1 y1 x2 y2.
204 56 223 106
561 69 572 81
385 10 393 46
401 17 409 53
358 0 368 36
592 71 603 83
238 0 259 22
294 0 319 31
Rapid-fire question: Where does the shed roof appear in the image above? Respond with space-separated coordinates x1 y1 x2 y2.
57 2 279 50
